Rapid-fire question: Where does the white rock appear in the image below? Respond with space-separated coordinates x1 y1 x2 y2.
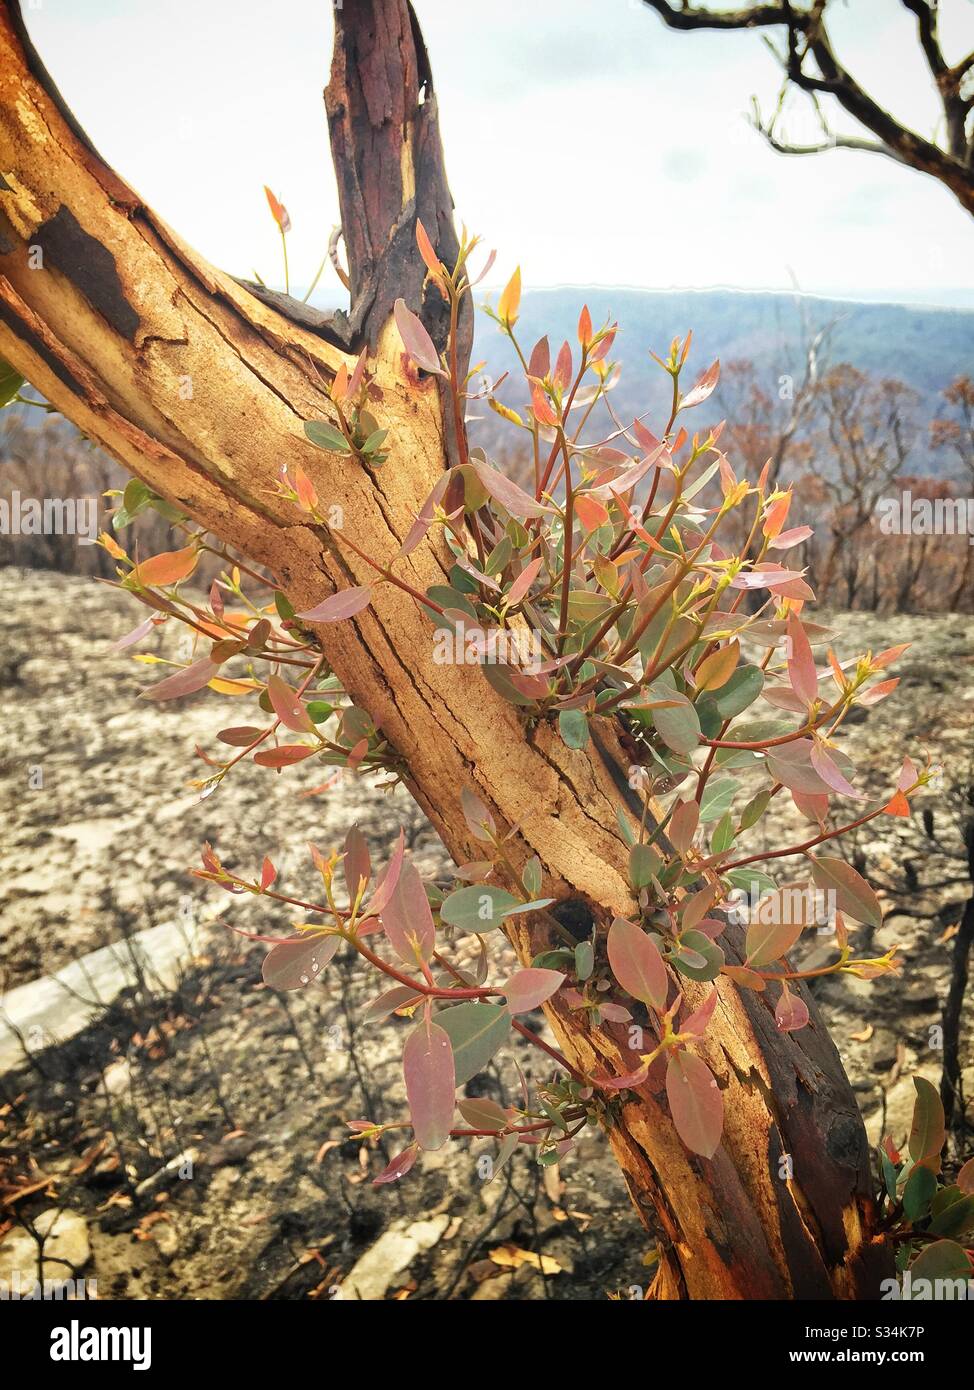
339 1214 450 1301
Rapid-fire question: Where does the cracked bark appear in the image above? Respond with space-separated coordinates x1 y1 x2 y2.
0 0 893 1297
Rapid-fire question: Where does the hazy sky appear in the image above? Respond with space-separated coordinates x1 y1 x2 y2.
24 0 974 304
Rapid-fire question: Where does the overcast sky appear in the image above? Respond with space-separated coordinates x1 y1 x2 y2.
25 0 974 305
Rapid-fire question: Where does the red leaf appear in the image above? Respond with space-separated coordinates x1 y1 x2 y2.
253 744 315 767
505 556 542 608
415 220 441 277
666 1050 722 1158
607 917 668 1011
263 186 291 233
266 673 315 733
553 341 572 392
774 986 810 1033
297 586 373 622
681 988 718 1038
528 336 550 378
373 1143 420 1185
884 790 911 818
574 494 609 533
260 855 277 890
577 305 592 347
403 1014 456 1151
502 968 564 1014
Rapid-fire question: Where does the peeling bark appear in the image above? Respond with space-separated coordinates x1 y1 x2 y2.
0 0 892 1297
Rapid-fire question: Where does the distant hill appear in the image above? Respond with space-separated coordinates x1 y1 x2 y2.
465 287 973 463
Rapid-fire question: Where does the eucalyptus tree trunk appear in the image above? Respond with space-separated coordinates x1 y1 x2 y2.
0 0 892 1298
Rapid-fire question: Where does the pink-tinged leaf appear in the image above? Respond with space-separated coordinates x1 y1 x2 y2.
111 616 157 652
393 298 445 377
461 787 496 841
744 888 817 967
721 964 766 992
774 986 810 1033
528 335 550 378
762 493 791 540
366 829 406 917
129 545 199 589
381 858 436 965
209 578 225 617
590 325 616 362
399 474 449 558
598 1001 634 1024
505 556 542 608
457 1097 511 1131
253 744 316 768
729 567 805 591
680 360 720 410
343 824 371 903
262 933 339 990
502 968 564 1015
471 456 555 519
553 341 572 392
142 657 217 701
666 1050 722 1158
403 1014 456 1151
266 672 315 733
470 247 497 287
810 742 863 799
859 677 899 707
574 494 610 533
260 855 277 890
607 917 668 1011
530 383 559 428
897 755 918 792
786 611 818 705
415 220 442 277
792 788 829 825
217 725 265 746
681 989 718 1038
362 984 423 1023
347 347 367 399
297 586 373 622
373 1142 420 1185
768 525 813 551
669 798 699 855
596 1063 649 1092
808 855 882 928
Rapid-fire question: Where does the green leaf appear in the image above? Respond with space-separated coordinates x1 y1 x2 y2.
698 777 738 823
522 856 542 898
575 940 594 981
906 1239 971 1290
558 709 589 750
361 427 389 454
629 842 662 889
304 419 349 452
708 664 764 720
902 1163 937 1222
739 789 772 831
908 1076 946 1166
436 1002 512 1086
671 930 724 982
928 1193 974 1239
440 885 523 933
0 357 25 408
652 697 700 755
306 700 334 724
710 812 735 855
808 855 882 928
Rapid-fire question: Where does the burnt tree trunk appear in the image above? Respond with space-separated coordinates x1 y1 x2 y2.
0 0 892 1298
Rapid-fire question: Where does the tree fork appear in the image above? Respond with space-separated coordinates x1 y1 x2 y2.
0 0 892 1298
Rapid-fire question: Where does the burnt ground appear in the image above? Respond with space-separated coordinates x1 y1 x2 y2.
0 569 972 1299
